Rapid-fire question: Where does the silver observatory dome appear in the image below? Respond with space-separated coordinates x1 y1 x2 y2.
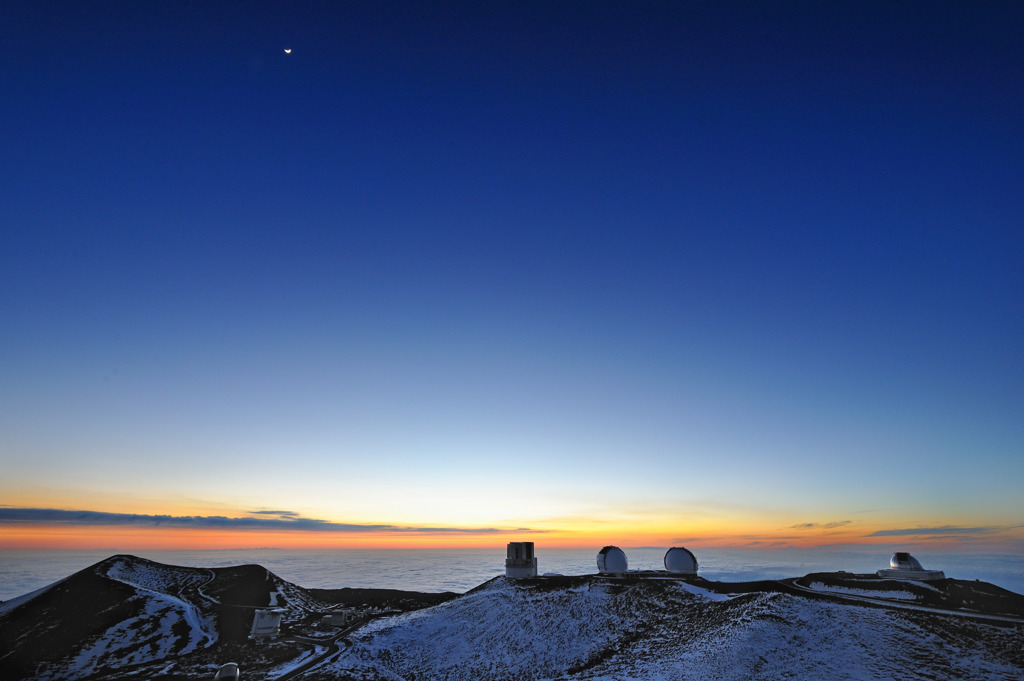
664 547 698 574
596 545 628 574
890 552 924 570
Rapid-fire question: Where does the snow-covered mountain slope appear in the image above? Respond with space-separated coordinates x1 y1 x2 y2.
0 554 318 680
4 558 1022 681
0 555 220 680
323 575 1024 681
0 554 456 681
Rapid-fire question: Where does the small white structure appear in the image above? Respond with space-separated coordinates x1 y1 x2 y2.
876 552 945 581
597 546 628 574
321 608 357 627
249 608 286 639
505 541 538 578
664 547 698 575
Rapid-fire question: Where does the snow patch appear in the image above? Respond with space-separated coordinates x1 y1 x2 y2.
266 645 329 676
807 582 918 600
671 580 735 602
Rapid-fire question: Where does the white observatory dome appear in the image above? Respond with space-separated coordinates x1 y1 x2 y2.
890 552 924 570
877 551 944 580
597 546 628 574
664 547 698 574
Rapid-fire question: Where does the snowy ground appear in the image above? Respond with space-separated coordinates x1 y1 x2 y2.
5 558 1022 681
322 577 1024 681
22 558 220 680
804 581 919 600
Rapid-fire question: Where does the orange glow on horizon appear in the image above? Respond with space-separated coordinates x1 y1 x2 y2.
3 520 1020 552
0 524 544 550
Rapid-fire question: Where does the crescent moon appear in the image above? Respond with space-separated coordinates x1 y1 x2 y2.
284 48 292 54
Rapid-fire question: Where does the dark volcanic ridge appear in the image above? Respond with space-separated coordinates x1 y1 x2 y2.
0 555 455 681
1 555 1022 681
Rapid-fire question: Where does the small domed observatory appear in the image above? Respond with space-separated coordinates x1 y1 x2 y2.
505 541 538 578
876 552 945 581
891 552 923 570
664 547 698 575
597 546 628 574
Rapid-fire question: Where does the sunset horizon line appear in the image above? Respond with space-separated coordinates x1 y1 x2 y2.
2 505 1021 553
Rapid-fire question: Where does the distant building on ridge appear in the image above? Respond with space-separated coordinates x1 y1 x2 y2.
506 542 538 578
876 552 945 581
321 608 357 627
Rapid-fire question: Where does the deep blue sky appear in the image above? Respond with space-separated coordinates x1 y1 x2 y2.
2 2 1022 547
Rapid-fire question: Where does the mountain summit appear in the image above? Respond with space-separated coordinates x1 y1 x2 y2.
1 556 1021 680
